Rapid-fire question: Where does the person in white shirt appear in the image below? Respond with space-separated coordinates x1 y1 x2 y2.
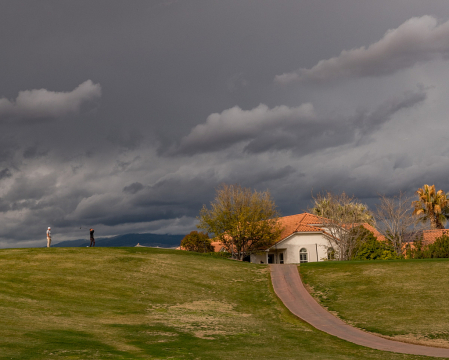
47 227 51 248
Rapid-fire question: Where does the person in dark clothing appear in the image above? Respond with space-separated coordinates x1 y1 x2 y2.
89 228 95 247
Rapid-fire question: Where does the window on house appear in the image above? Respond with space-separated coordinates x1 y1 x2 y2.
300 248 308 263
279 253 284 264
268 254 274 264
327 247 335 260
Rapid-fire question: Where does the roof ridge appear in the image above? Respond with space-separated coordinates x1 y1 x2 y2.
295 213 308 232
280 213 308 219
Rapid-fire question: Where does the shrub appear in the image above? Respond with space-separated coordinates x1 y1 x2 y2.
427 235 449 258
406 235 449 259
408 238 430 259
180 231 214 253
351 227 400 260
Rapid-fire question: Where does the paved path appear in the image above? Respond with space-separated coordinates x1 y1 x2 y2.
270 264 449 358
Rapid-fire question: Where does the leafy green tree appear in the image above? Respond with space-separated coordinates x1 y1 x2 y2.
412 184 449 229
351 227 400 260
180 231 214 253
198 184 282 260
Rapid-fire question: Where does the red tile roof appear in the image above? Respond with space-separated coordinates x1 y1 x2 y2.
277 213 324 239
276 214 386 244
361 223 386 242
297 213 326 225
211 241 226 252
422 229 449 245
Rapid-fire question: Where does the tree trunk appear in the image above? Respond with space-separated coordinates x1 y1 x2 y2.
436 219 445 229
430 216 437 229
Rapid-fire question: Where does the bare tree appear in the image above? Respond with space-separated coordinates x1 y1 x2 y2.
311 192 375 225
375 192 427 256
197 184 283 260
311 191 370 261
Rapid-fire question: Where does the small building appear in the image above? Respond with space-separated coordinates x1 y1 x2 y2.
250 213 336 264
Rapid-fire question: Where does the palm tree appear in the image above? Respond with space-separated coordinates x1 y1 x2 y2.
412 184 449 229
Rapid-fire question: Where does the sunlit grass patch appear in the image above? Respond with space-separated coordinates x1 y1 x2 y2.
301 259 449 347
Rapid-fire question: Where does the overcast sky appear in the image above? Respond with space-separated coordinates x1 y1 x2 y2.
1 0 449 247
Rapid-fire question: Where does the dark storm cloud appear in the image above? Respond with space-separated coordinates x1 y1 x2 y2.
90 164 299 227
229 165 297 187
123 182 145 194
171 88 426 156
23 146 48 159
67 191 187 227
3 174 57 202
276 16 449 84
0 168 11 180
106 130 145 151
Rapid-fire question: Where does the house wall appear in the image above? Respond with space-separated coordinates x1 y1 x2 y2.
250 252 267 264
250 233 334 264
284 233 331 263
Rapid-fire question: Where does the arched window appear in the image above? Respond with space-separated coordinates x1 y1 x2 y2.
327 247 335 260
299 248 308 263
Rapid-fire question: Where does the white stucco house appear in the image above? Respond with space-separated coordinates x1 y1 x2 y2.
250 213 337 264
249 212 384 264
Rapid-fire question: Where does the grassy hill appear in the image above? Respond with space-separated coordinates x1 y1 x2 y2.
53 233 184 248
301 259 449 348
0 248 434 360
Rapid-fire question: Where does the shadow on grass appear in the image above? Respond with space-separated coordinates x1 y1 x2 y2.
109 323 229 360
4 329 134 360
6 326 230 360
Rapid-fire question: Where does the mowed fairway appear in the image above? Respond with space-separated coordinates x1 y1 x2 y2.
301 259 449 348
0 248 436 360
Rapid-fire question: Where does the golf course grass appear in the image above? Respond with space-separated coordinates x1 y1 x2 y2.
301 259 449 348
0 248 438 359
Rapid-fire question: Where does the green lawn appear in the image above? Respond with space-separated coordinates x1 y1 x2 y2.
0 248 438 359
301 259 449 348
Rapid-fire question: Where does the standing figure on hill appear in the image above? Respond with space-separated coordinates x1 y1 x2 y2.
89 228 95 247
47 227 51 248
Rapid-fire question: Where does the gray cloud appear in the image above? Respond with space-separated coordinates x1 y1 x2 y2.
23 146 48 159
0 168 11 180
171 88 426 156
275 16 449 84
123 182 145 194
4 174 57 202
170 103 316 155
0 80 101 120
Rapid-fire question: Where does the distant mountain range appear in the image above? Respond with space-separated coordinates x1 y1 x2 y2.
53 233 184 248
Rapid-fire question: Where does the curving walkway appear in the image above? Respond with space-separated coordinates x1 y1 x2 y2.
270 264 449 358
